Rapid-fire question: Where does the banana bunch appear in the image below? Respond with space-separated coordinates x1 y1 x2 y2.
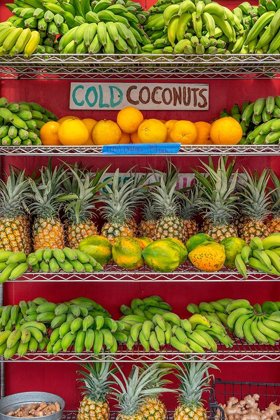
2 0 149 55
219 95 280 144
0 97 57 147
235 234 280 278
187 299 233 348
144 0 244 55
27 247 103 273
224 298 280 345
121 295 232 353
47 298 124 355
0 251 30 283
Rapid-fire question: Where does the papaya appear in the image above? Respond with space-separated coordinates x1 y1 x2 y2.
161 238 188 264
220 237 247 268
112 237 143 270
188 241 226 272
142 240 182 272
79 235 112 266
186 233 215 253
136 237 153 250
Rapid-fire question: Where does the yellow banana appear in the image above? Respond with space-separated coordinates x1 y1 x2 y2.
24 30 40 56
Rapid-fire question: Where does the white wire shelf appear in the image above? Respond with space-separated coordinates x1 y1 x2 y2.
62 412 176 420
5 264 280 282
2 338 280 363
1 54 280 80
0 145 280 156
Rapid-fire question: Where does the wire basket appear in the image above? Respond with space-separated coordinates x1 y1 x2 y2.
209 379 280 420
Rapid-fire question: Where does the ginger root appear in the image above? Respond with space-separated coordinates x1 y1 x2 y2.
217 394 280 420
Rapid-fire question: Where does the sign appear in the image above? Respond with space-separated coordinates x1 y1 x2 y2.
102 143 181 155
70 83 209 110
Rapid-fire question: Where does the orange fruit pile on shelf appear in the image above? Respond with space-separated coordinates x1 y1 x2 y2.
40 107 243 146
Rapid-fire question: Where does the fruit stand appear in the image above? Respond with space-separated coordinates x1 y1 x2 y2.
2 0 280 417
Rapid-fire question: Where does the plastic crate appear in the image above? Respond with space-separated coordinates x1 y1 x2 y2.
209 379 280 420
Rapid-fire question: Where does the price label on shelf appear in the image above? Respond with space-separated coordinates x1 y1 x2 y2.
102 143 181 155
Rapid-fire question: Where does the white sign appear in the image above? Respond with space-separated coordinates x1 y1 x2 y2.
70 83 209 111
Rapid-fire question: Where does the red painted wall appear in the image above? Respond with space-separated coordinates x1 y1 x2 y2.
1 0 280 412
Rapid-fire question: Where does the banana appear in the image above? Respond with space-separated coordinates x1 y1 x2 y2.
4 342 19 359
258 317 279 341
251 318 269 343
26 326 43 343
149 330 160 351
199 302 215 313
243 316 256 344
94 315 104 331
62 331 76 351
74 330 85 353
161 312 181 326
141 320 154 340
50 328 60 345
232 31 247 53
1 306 12 327
17 342 28 357
180 319 192 332
24 30 40 56
187 303 200 314
103 318 118 332
93 330 103 355
163 4 180 25
102 329 115 349
252 249 272 271
202 12 216 38
227 308 253 329
226 299 252 313
212 14 235 42
130 322 143 341
0 331 11 345
263 318 280 333
21 329 31 344
7 329 21 349
170 336 191 352
11 305 19 325
262 301 279 314
51 314 67 330
249 257 280 275
165 322 172 344
187 330 211 349
168 16 179 46
245 11 275 45
175 326 188 343
185 334 205 353
53 338 62 355
234 313 253 338
195 329 217 351
189 314 211 328
264 250 280 271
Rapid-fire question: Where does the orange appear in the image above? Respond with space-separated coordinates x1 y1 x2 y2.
119 132 130 144
82 118 97 146
91 120 122 145
165 120 178 142
40 121 61 146
210 117 243 145
131 131 141 144
117 107 144 134
58 116 79 125
169 120 197 145
193 122 213 145
138 119 167 143
58 118 89 145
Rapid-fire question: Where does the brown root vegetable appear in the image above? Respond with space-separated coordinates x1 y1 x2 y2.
5 401 61 417
261 403 280 420
218 394 280 420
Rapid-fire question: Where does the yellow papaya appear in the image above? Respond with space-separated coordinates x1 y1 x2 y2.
142 240 182 272
186 233 215 253
79 235 112 266
136 237 153 250
189 241 225 272
112 237 143 270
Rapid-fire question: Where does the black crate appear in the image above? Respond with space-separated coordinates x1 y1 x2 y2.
209 379 280 420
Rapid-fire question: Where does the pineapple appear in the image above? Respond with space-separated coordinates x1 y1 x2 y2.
138 363 174 420
59 164 109 249
267 170 280 233
101 169 146 244
77 361 117 420
194 157 238 242
239 169 271 243
138 199 157 239
180 187 200 240
150 161 186 242
174 361 217 420
111 364 171 420
28 162 65 250
0 167 30 253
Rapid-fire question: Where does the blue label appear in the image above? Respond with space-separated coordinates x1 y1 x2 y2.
102 143 181 155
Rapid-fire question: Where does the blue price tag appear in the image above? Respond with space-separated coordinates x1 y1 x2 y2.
102 143 181 155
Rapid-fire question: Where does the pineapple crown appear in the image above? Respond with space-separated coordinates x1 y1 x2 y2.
180 186 201 220
239 168 271 222
100 169 148 224
141 198 157 222
77 361 117 403
27 161 65 220
57 163 111 225
269 171 280 218
0 166 30 218
149 160 185 218
193 157 238 226
111 364 171 417
138 362 174 397
175 360 218 410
